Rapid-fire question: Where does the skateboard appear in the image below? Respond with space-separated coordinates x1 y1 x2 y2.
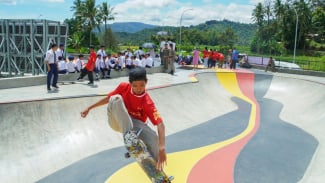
58 80 76 85
124 129 173 183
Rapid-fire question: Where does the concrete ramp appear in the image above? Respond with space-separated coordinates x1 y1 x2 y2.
0 71 324 183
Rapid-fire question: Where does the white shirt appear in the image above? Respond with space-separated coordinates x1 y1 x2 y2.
67 61 76 72
125 58 133 66
125 51 133 58
168 41 176 50
118 56 125 68
107 58 116 68
56 48 65 58
160 41 166 52
134 49 144 59
145 57 153 67
95 58 101 69
45 49 57 64
75 58 84 71
58 60 67 71
97 49 106 60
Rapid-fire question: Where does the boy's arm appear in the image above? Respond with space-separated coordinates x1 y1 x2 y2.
156 122 167 170
81 97 109 118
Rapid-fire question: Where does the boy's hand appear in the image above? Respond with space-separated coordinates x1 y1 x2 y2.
157 147 167 171
80 108 90 118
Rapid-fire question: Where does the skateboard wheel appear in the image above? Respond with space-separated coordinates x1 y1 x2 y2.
124 152 131 159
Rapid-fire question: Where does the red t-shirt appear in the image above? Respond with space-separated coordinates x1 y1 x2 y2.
212 51 220 61
202 50 210 58
107 82 163 125
85 51 97 71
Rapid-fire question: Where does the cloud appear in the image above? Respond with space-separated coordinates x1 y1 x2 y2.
0 0 16 5
41 0 64 2
113 1 255 26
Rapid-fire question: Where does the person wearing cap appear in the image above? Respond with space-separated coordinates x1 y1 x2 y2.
67 55 76 73
77 45 97 84
58 56 68 74
80 67 168 178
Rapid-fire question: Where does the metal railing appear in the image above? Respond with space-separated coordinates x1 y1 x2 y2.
247 56 325 72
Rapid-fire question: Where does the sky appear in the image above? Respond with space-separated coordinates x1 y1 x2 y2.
0 0 263 26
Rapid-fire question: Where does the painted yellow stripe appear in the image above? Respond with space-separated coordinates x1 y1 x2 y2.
106 71 257 183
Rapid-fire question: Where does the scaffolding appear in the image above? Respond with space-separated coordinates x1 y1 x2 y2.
0 19 68 77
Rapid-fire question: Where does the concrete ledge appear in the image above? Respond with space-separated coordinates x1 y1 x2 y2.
251 64 325 77
0 67 164 89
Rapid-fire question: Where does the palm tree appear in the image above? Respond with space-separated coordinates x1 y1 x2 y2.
101 2 116 31
252 2 264 53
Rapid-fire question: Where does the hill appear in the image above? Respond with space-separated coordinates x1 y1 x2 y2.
113 20 257 46
100 22 158 33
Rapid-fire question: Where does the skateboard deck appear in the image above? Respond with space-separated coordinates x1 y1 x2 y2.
124 129 173 183
58 80 76 85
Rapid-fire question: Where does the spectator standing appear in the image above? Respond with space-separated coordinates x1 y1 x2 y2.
202 47 209 68
160 38 167 65
97 45 106 59
94 54 101 80
134 47 144 59
162 43 170 72
230 47 239 69
168 44 176 75
192 48 200 70
77 45 97 84
125 48 133 58
45 43 59 91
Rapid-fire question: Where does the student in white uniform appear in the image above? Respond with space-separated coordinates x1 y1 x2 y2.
144 53 154 68
95 54 101 80
134 46 144 59
58 56 67 74
125 55 134 70
57 43 65 59
66 55 76 73
45 43 59 90
75 54 84 72
97 45 106 60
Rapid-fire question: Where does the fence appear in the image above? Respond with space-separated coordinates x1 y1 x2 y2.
247 56 325 71
0 19 68 77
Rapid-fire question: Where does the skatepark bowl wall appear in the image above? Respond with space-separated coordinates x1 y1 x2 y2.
0 71 324 183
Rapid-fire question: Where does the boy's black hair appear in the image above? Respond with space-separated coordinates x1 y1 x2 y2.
129 67 147 83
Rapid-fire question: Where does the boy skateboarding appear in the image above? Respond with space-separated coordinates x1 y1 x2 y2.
80 67 168 181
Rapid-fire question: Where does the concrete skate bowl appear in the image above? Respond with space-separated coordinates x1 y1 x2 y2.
0 70 324 183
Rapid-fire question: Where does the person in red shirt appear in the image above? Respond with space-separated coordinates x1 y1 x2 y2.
80 67 167 173
202 47 210 68
77 45 97 84
211 49 220 68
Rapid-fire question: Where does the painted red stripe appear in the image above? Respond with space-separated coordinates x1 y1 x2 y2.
187 71 260 183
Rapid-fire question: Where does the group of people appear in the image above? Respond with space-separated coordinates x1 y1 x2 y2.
201 47 239 69
45 44 158 89
160 38 177 75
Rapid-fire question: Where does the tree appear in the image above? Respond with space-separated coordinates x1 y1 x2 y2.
252 2 264 53
102 28 118 52
218 27 238 47
101 2 116 31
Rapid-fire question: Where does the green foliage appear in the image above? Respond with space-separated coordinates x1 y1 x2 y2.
250 0 324 55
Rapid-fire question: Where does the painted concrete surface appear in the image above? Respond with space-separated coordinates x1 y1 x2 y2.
0 69 324 183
